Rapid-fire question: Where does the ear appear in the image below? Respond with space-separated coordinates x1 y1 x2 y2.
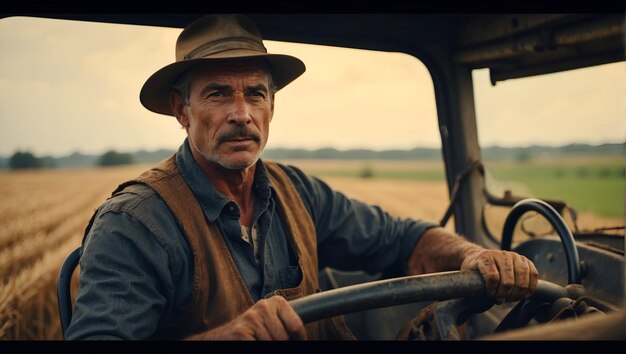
169 91 190 128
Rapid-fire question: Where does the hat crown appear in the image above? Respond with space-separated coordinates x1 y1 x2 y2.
141 14 306 116
175 14 267 61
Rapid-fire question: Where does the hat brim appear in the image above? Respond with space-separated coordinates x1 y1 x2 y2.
139 51 305 116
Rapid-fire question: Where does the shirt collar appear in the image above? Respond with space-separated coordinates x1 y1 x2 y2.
175 138 274 222
252 159 273 200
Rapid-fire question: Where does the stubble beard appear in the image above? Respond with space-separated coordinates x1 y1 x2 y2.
189 133 263 171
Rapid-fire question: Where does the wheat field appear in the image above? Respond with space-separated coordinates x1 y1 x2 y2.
0 165 149 339
0 163 621 339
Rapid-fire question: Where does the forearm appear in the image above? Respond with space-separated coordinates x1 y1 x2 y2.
407 226 484 275
281 163 440 275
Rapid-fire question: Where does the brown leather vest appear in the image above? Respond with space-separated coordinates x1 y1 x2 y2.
95 156 354 340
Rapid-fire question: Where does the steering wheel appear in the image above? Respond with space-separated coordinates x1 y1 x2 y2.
500 198 582 284
288 200 582 339
288 270 569 340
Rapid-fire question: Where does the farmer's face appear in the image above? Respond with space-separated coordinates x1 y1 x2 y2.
172 61 274 170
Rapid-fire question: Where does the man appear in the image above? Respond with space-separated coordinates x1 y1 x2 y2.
65 14 538 340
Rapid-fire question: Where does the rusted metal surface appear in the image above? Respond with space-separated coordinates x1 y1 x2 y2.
432 297 495 340
454 15 625 64
482 310 626 340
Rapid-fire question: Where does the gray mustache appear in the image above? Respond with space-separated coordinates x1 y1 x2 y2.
216 126 261 144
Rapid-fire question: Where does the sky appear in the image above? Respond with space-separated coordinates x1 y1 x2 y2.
0 16 625 157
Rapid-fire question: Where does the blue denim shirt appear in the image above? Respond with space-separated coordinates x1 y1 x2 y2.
65 139 438 339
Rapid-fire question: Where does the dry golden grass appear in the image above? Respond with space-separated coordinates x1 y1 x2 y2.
0 165 149 339
0 163 621 339
320 176 453 227
278 159 444 172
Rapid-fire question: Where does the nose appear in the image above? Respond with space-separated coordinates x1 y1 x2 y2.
227 92 251 125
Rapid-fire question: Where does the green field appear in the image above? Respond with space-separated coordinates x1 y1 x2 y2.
486 158 624 218
286 156 624 219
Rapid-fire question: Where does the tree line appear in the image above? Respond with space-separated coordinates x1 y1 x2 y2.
2 142 623 170
6 150 134 170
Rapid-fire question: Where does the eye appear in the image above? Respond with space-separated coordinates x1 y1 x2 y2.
207 91 224 97
247 90 266 99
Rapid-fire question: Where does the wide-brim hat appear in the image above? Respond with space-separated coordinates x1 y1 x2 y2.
140 14 306 116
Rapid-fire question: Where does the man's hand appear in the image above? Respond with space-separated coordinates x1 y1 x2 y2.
186 296 307 340
408 227 539 304
461 249 538 304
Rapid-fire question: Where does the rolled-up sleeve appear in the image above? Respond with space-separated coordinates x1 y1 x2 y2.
278 164 439 277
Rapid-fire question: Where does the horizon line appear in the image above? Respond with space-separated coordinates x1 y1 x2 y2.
1 140 624 159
